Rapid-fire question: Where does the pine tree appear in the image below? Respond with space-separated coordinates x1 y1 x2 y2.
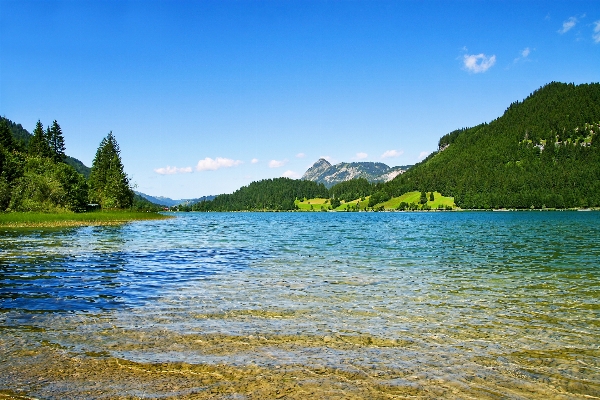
28 120 52 158
48 120 66 163
88 131 134 209
0 120 15 151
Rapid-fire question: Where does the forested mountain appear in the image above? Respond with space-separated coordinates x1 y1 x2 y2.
383 82 600 209
302 158 411 188
193 178 329 211
1 117 92 178
0 117 31 148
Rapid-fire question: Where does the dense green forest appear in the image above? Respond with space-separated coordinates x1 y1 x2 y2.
190 178 329 211
382 82 600 209
0 117 155 212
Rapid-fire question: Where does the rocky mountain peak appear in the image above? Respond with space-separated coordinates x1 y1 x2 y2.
302 158 333 181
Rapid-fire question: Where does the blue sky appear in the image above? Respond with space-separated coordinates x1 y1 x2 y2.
1 0 599 199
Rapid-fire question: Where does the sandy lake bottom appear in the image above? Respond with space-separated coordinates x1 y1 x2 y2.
1 212 599 399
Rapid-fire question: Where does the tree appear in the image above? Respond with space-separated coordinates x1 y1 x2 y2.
88 132 134 209
420 191 428 204
429 192 435 202
0 120 16 151
48 120 66 163
28 120 52 158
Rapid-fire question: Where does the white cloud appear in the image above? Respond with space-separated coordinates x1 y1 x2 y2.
381 149 403 159
154 165 193 175
463 53 496 73
296 153 306 158
593 20 600 43
521 47 531 58
282 170 301 179
356 152 368 159
196 157 242 172
269 159 288 168
559 16 577 34
251 158 259 164
418 151 429 160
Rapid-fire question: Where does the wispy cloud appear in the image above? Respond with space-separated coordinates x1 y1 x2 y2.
296 153 306 158
418 151 429 160
513 47 532 64
251 158 259 164
356 152 368 159
463 53 496 73
559 16 578 34
381 149 403 159
593 20 600 43
269 159 288 168
154 165 193 175
196 157 242 172
282 170 301 179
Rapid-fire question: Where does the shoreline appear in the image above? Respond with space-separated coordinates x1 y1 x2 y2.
0 211 173 229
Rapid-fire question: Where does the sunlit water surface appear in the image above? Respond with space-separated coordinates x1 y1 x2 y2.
1 212 599 399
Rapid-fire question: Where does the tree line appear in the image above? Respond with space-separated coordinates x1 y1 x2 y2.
0 117 142 212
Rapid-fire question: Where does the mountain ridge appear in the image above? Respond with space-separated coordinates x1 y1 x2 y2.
134 192 215 207
302 158 412 188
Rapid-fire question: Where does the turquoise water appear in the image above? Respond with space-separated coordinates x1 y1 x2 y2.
1 212 599 398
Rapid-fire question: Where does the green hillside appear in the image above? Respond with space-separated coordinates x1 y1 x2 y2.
193 178 329 211
378 191 455 210
384 82 600 209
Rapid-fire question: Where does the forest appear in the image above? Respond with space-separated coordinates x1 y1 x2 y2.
380 82 600 209
0 117 157 212
189 178 329 211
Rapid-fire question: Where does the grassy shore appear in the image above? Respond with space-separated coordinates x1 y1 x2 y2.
0 211 172 228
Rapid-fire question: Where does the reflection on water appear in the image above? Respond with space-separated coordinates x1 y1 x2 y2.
0 212 599 399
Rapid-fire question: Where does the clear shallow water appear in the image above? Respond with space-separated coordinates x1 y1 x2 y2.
0 212 599 399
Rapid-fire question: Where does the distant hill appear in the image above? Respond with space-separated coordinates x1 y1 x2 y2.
193 177 329 211
2 116 92 178
1 116 31 148
65 156 91 178
134 191 215 207
302 158 411 188
384 82 600 209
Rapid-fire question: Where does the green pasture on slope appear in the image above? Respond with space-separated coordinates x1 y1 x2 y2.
379 191 455 209
295 198 332 211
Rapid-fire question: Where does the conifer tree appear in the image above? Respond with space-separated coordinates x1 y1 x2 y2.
28 120 52 158
48 120 66 162
0 120 15 151
88 131 134 209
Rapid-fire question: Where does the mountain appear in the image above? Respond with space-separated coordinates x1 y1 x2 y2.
302 158 412 188
193 177 329 211
383 82 600 209
2 116 92 178
65 156 91 178
134 191 215 207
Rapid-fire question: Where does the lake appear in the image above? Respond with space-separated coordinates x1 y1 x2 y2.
1 211 599 399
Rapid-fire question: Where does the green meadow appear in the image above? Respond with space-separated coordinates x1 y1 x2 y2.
295 198 332 211
379 191 455 210
0 211 172 228
296 192 455 211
